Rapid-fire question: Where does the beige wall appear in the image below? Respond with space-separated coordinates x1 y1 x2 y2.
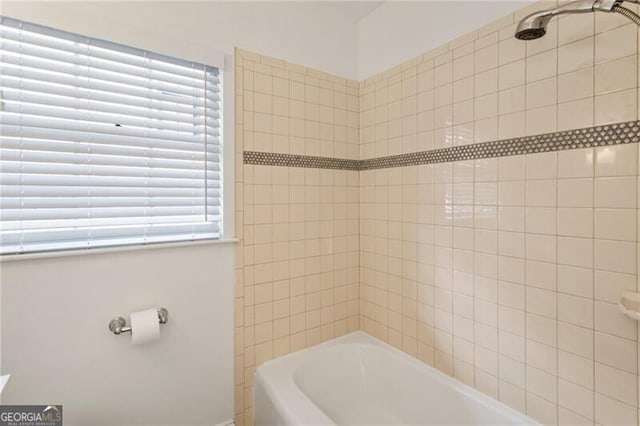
359 1 640 425
1 243 235 425
234 49 361 425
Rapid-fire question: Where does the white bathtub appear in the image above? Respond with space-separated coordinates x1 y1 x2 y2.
255 332 538 425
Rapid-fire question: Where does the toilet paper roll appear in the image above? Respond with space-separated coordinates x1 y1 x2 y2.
130 309 160 345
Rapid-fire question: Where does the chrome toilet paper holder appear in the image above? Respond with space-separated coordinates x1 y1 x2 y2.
109 307 169 335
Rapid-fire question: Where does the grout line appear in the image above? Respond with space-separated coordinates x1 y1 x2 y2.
523 20 530 417
496 152 502 404
449 42 455 380
554 12 561 426
591 12 597 424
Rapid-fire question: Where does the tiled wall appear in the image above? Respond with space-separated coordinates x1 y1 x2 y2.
235 1 640 425
233 49 361 425
359 1 640 425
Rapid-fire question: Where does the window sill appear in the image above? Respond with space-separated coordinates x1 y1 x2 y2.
0 238 239 263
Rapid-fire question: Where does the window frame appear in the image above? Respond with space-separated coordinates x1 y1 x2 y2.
0 16 236 259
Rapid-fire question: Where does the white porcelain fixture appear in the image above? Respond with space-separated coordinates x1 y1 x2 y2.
619 290 640 321
0 375 9 395
255 332 539 425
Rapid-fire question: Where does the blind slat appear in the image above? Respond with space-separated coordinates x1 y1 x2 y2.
1 173 221 188
2 113 220 144
1 214 221 232
1 149 221 171
2 222 221 243
1 138 221 160
1 161 221 179
1 223 221 252
1 205 219 221
1 196 221 209
2 88 221 124
1 186 221 197
1 126 221 153
1 68 220 110
0 16 223 255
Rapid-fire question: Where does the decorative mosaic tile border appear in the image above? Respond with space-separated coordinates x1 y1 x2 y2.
243 151 361 170
244 121 640 171
360 120 640 170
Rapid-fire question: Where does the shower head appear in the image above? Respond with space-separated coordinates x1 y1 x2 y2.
515 12 552 40
515 27 548 41
515 0 638 41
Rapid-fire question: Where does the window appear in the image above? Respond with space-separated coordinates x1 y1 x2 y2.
0 16 223 255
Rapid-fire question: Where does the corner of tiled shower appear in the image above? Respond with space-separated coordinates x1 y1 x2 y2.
233 47 362 426
235 0 640 423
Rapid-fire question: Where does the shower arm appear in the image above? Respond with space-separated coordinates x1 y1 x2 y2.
538 0 620 21
516 0 640 40
516 0 616 39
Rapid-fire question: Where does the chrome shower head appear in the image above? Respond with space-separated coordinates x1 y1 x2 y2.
514 0 637 41
515 27 547 40
515 12 552 40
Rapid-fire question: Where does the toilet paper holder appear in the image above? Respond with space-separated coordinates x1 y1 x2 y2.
109 307 169 335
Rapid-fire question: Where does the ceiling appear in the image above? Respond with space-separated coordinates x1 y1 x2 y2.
330 1 385 22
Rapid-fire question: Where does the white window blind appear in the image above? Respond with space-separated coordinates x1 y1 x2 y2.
0 16 223 255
